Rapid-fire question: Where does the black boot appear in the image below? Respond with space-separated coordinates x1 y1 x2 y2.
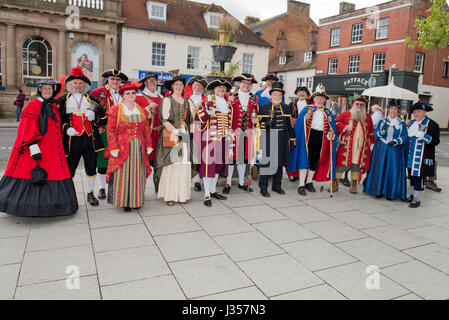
194 182 202 192
223 184 231 194
271 187 285 195
98 188 106 200
305 183 316 193
204 197 212 207
211 192 227 200
123 207 132 212
238 184 253 192
260 189 270 197
297 186 306 196
87 192 99 206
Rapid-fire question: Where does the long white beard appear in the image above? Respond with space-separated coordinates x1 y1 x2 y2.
350 107 366 122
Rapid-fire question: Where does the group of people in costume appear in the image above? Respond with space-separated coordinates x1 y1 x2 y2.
0 68 441 217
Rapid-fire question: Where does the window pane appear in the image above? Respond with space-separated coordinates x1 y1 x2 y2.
376 18 389 39
331 28 340 47
414 53 424 73
243 53 254 74
373 53 386 72
351 23 363 43
328 57 338 74
152 42 166 66
187 46 200 70
349 55 360 74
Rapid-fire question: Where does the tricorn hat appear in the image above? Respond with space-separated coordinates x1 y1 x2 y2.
294 86 310 96
233 73 258 84
65 67 92 86
138 72 159 90
101 69 128 82
411 102 433 112
310 83 329 100
163 75 186 91
206 79 232 92
269 81 285 95
187 76 208 88
262 74 279 82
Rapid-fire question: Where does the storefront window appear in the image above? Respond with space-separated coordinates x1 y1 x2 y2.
22 36 53 86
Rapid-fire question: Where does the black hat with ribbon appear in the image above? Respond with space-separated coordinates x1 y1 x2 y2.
411 102 433 112
269 81 285 95
101 69 129 82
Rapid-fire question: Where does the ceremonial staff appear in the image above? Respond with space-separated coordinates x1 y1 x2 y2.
329 127 335 198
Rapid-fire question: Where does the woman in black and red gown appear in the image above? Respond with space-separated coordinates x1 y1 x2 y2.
0 79 78 217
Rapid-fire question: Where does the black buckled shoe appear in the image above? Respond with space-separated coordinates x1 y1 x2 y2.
297 186 306 196
87 192 99 206
340 176 350 187
409 200 421 208
238 184 253 192
204 197 212 207
260 189 270 197
223 184 231 194
98 188 106 200
194 182 202 192
211 192 227 200
272 187 285 195
305 183 316 193
406 194 414 203
123 207 132 212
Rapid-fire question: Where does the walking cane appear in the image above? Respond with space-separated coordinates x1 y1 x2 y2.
329 128 334 198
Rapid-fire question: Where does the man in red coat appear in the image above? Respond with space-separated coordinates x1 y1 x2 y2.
335 95 374 193
223 73 258 194
185 76 208 192
90 69 128 200
135 72 163 169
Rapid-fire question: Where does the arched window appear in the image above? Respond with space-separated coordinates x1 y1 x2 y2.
22 36 53 85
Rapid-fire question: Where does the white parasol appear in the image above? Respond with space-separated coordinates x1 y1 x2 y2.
362 77 419 102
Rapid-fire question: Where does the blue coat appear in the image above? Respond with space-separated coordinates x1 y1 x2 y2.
256 88 284 107
363 117 408 200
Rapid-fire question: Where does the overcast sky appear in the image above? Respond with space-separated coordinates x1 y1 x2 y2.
194 0 392 24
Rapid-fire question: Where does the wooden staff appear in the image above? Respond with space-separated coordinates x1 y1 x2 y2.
329 127 334 198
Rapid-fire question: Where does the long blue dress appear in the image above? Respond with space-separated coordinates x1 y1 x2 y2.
363 117 408 200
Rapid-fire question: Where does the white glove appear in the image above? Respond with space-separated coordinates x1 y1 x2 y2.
85 110 96 122
206 107 215 116
415 131 425 140
67 127 79 137
110 151 119 158
147 148 153 155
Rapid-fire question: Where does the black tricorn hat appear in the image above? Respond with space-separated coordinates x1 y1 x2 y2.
163 75 186 91
233 73 258 84
65 67 92 86
187 76 208 88
101 69 128 82
206 79 232 91
262 74 279 82
269 81 285 95
138 72 159 90
411 102 433 112
294 86 310 96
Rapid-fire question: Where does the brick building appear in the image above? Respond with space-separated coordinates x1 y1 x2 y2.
246 0 318 101
314 0 449 129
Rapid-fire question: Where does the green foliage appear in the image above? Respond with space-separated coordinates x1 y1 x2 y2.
406 0 449 49
209 60 242 76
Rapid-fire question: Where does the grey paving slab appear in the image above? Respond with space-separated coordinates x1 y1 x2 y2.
95 246 170 286
182 199 233 218
304 198 353 214
195 286 267 300
91 224 155 253
154 231 223 262
138 201 186 217
336 237 413 268
233 205 287 224
169 254 253 299
408 225 449 249
214 231 283 262
195 214 254 237
144 214 202 236
31 207 88 227
222 193 264 208
27 223 91 252
254 193 305 209
253 219 317 245
302 220 367 243
363 225 432 250
330 211 388 230
427 216 449 230
238 254 323 297
15 276 100 300
277 206 332 224
316 262 409 300
372 211 433 230
282 238 357 271
392 204 448 219
382 260 449 300
0 217 31 239
0 237 27 266
403 243 449 275
19 246 96 286
271 284 347 300
394 293 424 300
345 198 391 214
101 275 186 300
0 264 20 300
88 208 143 229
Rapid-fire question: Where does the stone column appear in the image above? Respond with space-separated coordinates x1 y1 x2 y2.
6 23 17 88
58 30 66 78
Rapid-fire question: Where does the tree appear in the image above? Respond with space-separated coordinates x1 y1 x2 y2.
406 0 449 50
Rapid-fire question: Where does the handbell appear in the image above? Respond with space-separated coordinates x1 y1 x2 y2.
268 109 276 119
348 118 355 126
231 87 238 96
306 106 314 114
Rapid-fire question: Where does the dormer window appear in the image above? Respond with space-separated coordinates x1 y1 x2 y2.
146 1 167 22
304 52 312 62
204 12 223 29
279 56 287 65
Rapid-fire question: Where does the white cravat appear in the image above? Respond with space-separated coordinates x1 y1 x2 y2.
110 89 122 105
190 93 203 107
238 90 250 111
260 87 271 99
215 96 230 114
123 103 141 116
296 99 307 114
143 87 161 98
311 108 325 131
408 118 423 137
66 93 91 114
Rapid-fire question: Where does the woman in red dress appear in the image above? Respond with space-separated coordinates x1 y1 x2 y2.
0 79 78 217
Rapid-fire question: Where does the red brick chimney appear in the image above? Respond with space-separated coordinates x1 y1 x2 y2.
339 2 356 15
287 0 310 17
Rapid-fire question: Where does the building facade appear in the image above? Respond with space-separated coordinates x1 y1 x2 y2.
314 0 449 129
247 0 317 102
121 0 270 84
0 0 124 116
